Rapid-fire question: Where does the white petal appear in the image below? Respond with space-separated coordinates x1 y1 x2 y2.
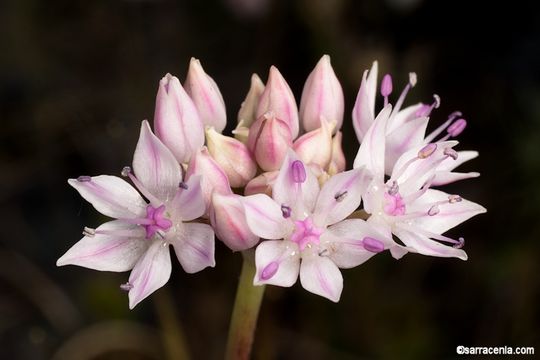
254 240 300 287
68 176 146 219
394 225 467 260
169 175 205 221
386 103 424 133
243 194 292 240
57 221 148 271
385 116 429 174
437 150 479 171
431 171 480 186
314 168 373 226
353 105 391 182
299 253 343 302
273 150 319 216
133 120 182 203
410 189 486 234
171 223 215 273
128 239 172 309
352 61 378 141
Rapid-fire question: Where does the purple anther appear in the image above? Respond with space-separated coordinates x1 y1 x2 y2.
77 176 92 182
381 74 393 97
428 205 440 216
120 282 133 291
260 261 279 280
447 118 467 137
281 204 292 218
179 181 189 190
334 190 348 202
121 166 132 177
291 160 306 183
362 237 385 253
448 195 462 203
418 143 438 159
443 148 459 160
453 237 465 249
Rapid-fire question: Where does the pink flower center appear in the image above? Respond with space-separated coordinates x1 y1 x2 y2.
383 192 406 216
290 217 324 251
143 205 172 239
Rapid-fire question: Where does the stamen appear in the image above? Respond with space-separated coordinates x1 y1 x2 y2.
453 237 465 249
334 190 348 202
444 148 459 160
418 143 437 159
281 204 292 218
82 227 95 237
260 261 279 281
391 72 417 115
362 237 385 253
424 111 462 143
381 74 393 106
291 160 307 183
179 181 189 190
121 166 131 177
120 282 133 291
446 118 467 137
77 176 92 182
432 94 441 109
428 205 440 216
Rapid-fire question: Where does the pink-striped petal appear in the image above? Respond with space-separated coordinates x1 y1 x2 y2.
385 116 429 174
133 120 182 203
128 239 172 309
168 175 205 221
352 61 378 141
386 103 424 133
293 117 334 169
299 253 343 302
68 176 146 219
242 194 292 240
171 222 215 273
314 168 373 226
57 220 147 271
254 240 300 286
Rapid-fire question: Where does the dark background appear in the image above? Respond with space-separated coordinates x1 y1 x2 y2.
1 0 539 359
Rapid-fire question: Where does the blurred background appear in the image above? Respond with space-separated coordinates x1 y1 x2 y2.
1 0 539 359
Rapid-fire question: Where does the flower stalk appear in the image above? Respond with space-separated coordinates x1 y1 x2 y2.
225 251 265 360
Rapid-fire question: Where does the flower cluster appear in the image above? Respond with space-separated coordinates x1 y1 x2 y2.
58 56 485 307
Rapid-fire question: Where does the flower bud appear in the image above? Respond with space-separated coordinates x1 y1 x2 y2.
256 66 299 138
293 117 334 169
300 55 344 134
327 131 346 175
184 58 227 132
205 127 257 187
232 120 250 144
154 73 204 164
247 112 293 172
185 147 232 212
244 171 278 196
237 73 265 129
210 192 259 251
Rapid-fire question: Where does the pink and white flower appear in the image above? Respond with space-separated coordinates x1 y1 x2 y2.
57 121 215 309
242 151 397 302
354 105 486 260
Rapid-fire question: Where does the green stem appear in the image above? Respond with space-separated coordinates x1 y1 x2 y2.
225 251 265 360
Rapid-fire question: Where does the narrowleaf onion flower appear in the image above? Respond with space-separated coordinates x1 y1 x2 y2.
57 121 215 309
354 105 486 259
242 150 399 302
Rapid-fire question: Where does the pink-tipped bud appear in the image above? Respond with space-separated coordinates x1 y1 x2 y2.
184 58 227 132
293 117 334 169
447 118 467 137
237 73 265 129
154 73 205 164
247 112 293 171
185 147 232 213
205 127 257 188
256 66 299 138
299 55 344 133
381 74 393 97
210 192 259 251
327 131 346 175
418 143 438 159
244 171 278 196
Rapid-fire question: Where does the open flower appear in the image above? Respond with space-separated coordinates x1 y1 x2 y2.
57 121 215 309
242 150 393 302
354 105 486 260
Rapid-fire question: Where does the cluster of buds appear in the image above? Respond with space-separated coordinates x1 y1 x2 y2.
58 55 485 307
